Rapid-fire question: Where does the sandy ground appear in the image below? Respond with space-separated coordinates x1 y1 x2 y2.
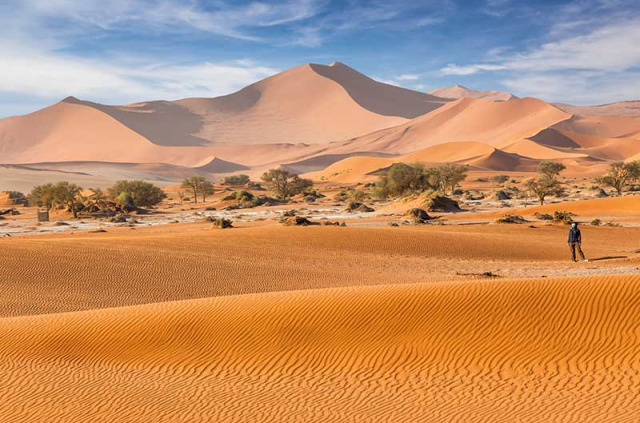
0 218 639 422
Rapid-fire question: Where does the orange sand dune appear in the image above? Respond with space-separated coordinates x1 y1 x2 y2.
429 84 518 101
1 274 639 422
0 99 234 167
5 223 640 317
502 138 588 160
448 195 640 222
332 97 571 155
552 115 640 138
0 62 448 168
308 141 540 182
555 100 640 118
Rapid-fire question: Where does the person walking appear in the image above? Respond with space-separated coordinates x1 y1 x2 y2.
568 222 588 262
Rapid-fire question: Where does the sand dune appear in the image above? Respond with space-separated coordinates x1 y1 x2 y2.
333 97 572 155
502 139 588 160
1 274 638 422
552 115 640 138
555 100 640 118
308 141 543 181
429 84 518 101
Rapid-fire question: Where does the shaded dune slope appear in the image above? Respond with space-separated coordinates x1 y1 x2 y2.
1 275 639 422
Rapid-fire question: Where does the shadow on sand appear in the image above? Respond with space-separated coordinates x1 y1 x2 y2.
589 256 628 262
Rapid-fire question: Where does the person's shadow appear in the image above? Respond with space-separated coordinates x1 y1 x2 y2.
589 256 628 262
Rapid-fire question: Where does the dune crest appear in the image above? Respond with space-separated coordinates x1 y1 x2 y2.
1 275 639 422
429 84 518 101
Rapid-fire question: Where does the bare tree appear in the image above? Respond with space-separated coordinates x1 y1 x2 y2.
181 176 211 204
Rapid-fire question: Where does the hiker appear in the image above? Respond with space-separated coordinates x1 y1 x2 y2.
568 222 588 262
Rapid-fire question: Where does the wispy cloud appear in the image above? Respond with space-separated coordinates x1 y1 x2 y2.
9 0 325 41
440 64 506 76
438 13 640 103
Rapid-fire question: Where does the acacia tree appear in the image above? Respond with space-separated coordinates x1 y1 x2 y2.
596 161 640 195
537 161 566 181
433 164 468 194
201 180 215 202
108 180 166 208
181 176 211 204
261 169 312 199
525 177 564 206
89 188 108 212
53 182 83 218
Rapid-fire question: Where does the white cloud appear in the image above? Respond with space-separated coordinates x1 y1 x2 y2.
11 0 325 41
396 74 420 81
440 64 505 75
439 16 640 104
0 45 279 105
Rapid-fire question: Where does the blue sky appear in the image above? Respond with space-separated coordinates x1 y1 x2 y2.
0 0 638 117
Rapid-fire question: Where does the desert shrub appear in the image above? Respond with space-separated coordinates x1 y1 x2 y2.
496 215 527 224
281 216 313 226
109 180 166 207
282 209 296 217
590 219 602 226
405 208 431 224
212 218 233 229
3 191 27 205
347 189 366 203
222 174 250 186
332 191 349 202
115 192 136 213
345 202 374 213
534 212 553 220
603 221 621 227
553 211 575 224
490 175 509 190
424 195 461 213
476 178 489 182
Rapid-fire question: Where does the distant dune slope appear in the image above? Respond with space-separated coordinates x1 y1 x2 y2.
429 84 517 101
308 141 543 182
334 97 572 155
1 275 639 422
555 101 640 118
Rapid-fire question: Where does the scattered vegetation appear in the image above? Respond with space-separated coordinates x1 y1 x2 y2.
181 176 213 204
553 211 575 224
345 202 374 213
405 208 431 224
490 175 509 191
372 163 468 199
221 174 251 186
261 169 313 200
595 161 640 195
108 180 166 208
29 182 83 218
590 218 601 226
496 214 527 224
533 212 553 220
525 161 566 206
3 191 27 205
212 218 233 229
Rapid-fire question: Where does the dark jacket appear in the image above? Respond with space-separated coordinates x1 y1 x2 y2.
568 227 581 243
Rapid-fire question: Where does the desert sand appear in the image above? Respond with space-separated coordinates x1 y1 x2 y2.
1 221 640 422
